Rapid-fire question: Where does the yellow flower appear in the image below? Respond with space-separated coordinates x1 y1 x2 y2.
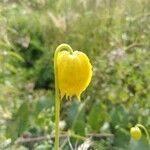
130 126 142 141
57 50 92 100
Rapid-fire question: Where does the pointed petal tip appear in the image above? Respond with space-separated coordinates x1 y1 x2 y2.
60 91 65 100
76 94 81 101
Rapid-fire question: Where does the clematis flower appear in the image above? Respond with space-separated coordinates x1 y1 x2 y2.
54 44 92 149
57 50 92 100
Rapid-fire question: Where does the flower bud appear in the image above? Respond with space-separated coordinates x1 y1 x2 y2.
130 126 142 140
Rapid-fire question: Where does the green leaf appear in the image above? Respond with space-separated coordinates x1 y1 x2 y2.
113 127 130 148
5 63 17 73
110 105 129 127
6 102 29 141
67 100 85 136
8 51 25 62
87 102 109 131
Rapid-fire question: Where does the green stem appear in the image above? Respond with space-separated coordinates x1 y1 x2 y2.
136 124 150 145
54 44 73 150
70 132 86 141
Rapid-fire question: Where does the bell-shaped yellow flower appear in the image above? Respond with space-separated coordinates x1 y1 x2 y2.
130 126 142 141
57 50 92 100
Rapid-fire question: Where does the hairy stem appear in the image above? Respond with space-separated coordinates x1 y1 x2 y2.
54 44 73 150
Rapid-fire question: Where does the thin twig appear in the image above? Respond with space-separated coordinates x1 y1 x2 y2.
16 133 114 144
87 133 114 139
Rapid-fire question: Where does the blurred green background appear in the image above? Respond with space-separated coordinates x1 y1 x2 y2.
0 0 150 149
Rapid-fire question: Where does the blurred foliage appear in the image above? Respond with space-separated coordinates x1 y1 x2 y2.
0 0 150 149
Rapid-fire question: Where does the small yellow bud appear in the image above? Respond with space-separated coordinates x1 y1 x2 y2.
130 126 142 141
57 50 92 100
